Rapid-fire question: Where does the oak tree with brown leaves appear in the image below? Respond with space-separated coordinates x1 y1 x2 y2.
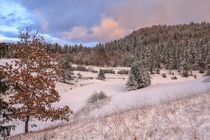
0 35 71 133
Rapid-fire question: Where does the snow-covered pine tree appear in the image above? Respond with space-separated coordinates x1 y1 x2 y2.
58 56 74 83
179 48 190 77
98 69 105 80
1 35 71 133
126 61 151 91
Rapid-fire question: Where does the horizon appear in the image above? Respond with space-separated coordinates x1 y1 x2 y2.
0 0 210 46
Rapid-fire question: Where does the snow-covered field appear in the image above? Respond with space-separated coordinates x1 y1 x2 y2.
9 91 210 140
1 59 210 139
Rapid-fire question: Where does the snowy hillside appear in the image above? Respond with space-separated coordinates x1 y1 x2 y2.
8 90 210 140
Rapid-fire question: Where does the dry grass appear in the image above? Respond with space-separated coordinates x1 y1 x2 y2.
7 92 210 140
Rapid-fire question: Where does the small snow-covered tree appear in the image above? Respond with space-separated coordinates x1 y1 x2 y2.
58 56 74 83
98 69 105 80
126 61 151 91
1 36 71 133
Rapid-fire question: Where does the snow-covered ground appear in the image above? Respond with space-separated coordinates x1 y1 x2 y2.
1 59 210 139
8 91 210 140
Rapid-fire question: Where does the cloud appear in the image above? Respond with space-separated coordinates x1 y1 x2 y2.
33 10 49 31
107 0 210 31
60 17 125 43
2 0 210 43
18 0 113 35
0 38 4 42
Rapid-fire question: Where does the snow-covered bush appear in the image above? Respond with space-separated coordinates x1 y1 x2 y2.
87 91 108 104
155 68 160 74
161 73 167 78
77 73 82 79
126 61 151 91
88 67 98 73
102 69 115 74
203 69 210 77
203 76 210 83
74 65 89 71
171 76 177 80
117 69 129 75
98 69 105 80
169 71 174 75
199 68 205 73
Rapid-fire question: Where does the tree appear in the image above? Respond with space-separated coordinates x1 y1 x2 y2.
126 61 151 91
1 35 71 133
98 69 105 80
0 71 15 137
58 56 74 83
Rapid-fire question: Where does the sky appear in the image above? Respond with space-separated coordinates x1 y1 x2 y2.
0 0 210 46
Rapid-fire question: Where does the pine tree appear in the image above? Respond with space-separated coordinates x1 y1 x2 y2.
98 69 105 80
58 56 74 83
126 61 151 91
1 37 71 133
179 49 190 77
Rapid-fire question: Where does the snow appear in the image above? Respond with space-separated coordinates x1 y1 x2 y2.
1 59 210 139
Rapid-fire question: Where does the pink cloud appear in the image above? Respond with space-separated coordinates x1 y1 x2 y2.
60 17 125 43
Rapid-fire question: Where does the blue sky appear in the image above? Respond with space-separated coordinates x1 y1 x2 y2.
0 0 210 46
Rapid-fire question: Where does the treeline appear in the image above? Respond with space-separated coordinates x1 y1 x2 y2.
1 22 210 72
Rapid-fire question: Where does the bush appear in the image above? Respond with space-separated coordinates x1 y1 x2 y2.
77 73 82 79
74 65 89 71
199 68 205 73
155 68 160 74
98 69 105 80
169 71 174 75
203 76 210 83
88 67 98 73
126 61 151 91
161 73 167 78
117 69 129 75
102 69 115 74
87 91 108 104
171 76 177 80
203 69 210 77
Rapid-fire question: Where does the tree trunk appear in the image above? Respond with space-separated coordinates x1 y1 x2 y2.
25 116 30 133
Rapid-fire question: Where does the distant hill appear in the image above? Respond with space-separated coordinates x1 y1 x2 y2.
1 22 210 72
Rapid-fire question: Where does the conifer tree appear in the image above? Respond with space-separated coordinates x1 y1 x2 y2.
126 61 151 91
58 56 74 83
98 69 105 80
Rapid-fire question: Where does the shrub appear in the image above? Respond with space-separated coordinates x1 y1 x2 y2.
203 76 210 83
98 69 105 80
117 69 129 75
171 76 177 80
77 73 82 79
203 69 210 77
74 65 89 71
102 69 115 74
87 91 108 104
161 73 167 78
199 68 205 73
155 68 160 74
169 71 174 75
88 67 98 73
